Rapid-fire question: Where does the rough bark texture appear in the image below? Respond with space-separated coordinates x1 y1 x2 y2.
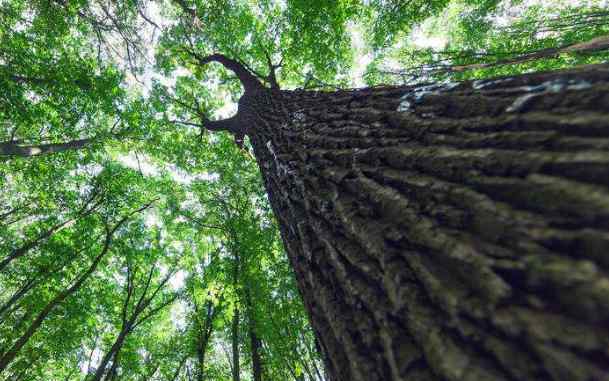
224 64 609 381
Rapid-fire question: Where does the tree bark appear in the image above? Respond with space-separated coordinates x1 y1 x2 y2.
0 138 93 157
245 289 263 381
231 307 241 381
195 301 215 381
224 64 609 381
248 315 263 381
92 325 131 381
230 245 241 381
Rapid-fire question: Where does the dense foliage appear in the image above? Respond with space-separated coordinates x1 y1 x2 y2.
1 0 607 380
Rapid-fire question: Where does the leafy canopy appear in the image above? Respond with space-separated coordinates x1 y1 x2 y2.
0 0 606 379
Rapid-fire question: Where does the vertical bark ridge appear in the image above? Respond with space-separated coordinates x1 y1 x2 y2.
244 65 609 381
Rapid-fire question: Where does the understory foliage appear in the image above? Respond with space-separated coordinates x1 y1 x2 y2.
0 0 606 380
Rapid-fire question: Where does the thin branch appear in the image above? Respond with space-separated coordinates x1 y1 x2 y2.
264 50 280 90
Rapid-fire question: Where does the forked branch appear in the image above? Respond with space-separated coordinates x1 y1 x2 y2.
183 48 264 93
264 50 282 90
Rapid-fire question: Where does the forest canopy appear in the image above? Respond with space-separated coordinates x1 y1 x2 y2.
1 0 608 380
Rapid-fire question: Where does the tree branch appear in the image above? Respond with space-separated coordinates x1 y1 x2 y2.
184 50 263 93
204 115 244 134
264 50 281 90
0 138 93 157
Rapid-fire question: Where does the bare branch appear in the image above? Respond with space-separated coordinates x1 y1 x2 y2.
264 50 280 90
204 115 243 134
167 119 203 129
137 6 160 31
182 49 263 93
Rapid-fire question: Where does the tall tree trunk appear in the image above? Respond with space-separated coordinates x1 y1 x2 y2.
235 65 609 381
196 301 215 381
0 217 74 272
0 190 102 272
245 289 262 381
104 349 122 381
0 203 151 374
230 245 241 381
170 355 188 381
196 335 206 381
0 248 78 320
0 276 38 320
247 316 263 381
231 307 240 381
93 327 130 381
0 232 114 373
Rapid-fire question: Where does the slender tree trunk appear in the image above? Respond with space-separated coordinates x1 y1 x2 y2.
408 35 609 77
0 205 25 221
229 245 241 381
91 264 173 381
0 217 74 272
196 301 215 381
196 333 206 381
245 290 262 381
248 319 262 381
0 233 113 373
0 192 102 272
140 363 159 381
305 344 324 381
170 355 188 381
0 276 38 320
92 325 131 381
103 349 122 381
196 336 205 381
234 65 609 381
231 307 240 381
0 249 78 320
85 334 100 376
0 203 151 373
